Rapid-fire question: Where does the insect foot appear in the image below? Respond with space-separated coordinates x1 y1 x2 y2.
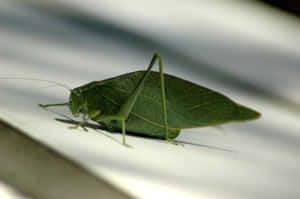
68 125 80 130
167 138 184 146
38 104 48 108
123 143 133 148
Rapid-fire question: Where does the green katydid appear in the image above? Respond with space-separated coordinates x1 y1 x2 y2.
39 53 261 147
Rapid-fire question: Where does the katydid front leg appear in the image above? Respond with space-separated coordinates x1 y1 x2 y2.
39 102 89 129
39 102 69 108
69 110 101 129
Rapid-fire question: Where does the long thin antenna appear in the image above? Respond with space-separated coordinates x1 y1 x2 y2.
0 77 72 91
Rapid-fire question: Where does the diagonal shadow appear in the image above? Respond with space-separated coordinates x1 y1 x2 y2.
55 118 237 153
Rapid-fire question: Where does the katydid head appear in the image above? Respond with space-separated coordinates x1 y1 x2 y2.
69 82 107 120
69 89 86 117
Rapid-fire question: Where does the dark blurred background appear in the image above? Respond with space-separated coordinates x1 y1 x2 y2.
260 0 300 17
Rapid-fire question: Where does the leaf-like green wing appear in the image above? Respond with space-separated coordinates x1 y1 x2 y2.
162 72 261 128
86 71 260 130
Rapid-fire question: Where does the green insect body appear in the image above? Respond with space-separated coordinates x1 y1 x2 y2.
40 53 260 146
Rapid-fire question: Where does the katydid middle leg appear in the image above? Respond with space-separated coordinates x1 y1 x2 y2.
96 53 167 146
84 53 168 146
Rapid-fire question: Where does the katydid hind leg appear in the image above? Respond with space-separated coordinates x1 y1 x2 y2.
117 53 161 119
156 53 170 142
121 119 132 147
156 55 183 145
116 53 170 145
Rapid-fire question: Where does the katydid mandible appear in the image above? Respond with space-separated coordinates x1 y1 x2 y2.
39 53 261 146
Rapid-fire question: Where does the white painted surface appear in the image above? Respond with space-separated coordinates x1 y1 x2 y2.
1 1 300 198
